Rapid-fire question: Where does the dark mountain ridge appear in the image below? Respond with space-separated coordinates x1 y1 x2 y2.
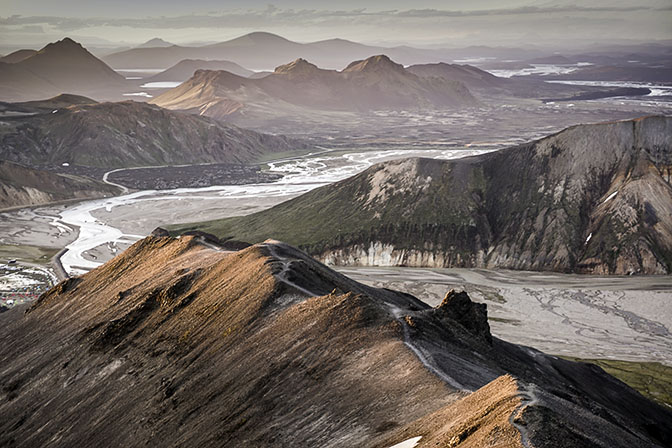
174 116 672 274
0 97 306 168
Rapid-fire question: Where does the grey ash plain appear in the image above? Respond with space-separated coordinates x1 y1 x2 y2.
337 266 672 366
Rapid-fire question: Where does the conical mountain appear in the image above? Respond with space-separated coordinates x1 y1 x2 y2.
18 37 125 87
137 37 174 48
0 37 126 101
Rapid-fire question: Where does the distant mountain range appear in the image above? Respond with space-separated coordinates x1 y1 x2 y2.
0 49 37 64
150 55 477 120
0 35 655 107
102 32 672 73
0 95 306 169
0 236 669 446
0 38 126 102
173 116 672 275
103 31 456 70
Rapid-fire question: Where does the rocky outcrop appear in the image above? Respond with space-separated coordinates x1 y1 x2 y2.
183 116 672 274
434 290 492 344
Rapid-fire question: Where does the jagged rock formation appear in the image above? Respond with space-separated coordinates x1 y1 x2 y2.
0 97 305 168
0 37 126 101
0 160 118 209
150 55 476 120
0 236 669 447
175 116 672 274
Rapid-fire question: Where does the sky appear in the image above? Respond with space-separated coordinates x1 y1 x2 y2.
1 0 671 50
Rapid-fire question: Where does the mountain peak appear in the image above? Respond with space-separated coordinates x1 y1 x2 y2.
274 58 321 76
41 37 84 53
137 37 174 48
435 289 492 344
343 54 405 73
237 31 292 44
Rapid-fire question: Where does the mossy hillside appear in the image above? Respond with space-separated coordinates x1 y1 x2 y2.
171 158 491 257
0 244 58 265
561 357 672 408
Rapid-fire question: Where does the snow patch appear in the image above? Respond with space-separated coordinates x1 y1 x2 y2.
387 436 422 448
602 190 618 204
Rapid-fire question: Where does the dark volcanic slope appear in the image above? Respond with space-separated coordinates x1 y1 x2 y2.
0 160 118 209
0 236 669 447
150 55 476 119
0 99 305 168
177 116 672 274
0 38 126 101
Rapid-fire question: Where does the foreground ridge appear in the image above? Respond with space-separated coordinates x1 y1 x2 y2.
0 236 669 447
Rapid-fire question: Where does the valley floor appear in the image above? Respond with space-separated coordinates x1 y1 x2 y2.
336 267 672 366
1 99 671 376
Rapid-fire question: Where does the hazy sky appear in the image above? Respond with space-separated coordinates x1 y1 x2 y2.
2 0 671 49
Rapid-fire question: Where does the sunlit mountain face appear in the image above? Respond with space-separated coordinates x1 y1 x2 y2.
0 2 671 447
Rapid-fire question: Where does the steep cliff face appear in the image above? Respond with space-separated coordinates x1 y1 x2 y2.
0 237 669 447
481 115 672 274
175 116 672 274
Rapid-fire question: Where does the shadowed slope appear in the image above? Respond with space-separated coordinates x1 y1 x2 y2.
0 99 305 168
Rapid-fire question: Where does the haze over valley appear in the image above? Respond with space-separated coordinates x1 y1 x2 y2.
1 2 671 447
